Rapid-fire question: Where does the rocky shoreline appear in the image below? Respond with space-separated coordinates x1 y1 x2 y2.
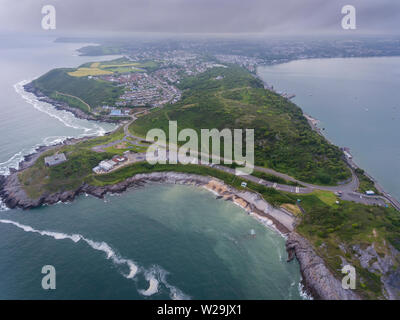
23 82 121 123
0 144 362 300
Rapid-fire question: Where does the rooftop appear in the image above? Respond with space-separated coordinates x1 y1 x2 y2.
44 153 67 167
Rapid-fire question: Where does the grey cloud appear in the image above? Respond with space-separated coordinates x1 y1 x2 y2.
0 0 399 35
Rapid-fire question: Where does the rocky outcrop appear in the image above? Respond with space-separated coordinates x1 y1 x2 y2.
352 243 400 299
286 232 361 300
0 171 205 210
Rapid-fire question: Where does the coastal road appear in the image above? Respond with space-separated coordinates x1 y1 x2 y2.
96 113 398 211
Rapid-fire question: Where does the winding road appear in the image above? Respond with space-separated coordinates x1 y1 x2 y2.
91 112 400 211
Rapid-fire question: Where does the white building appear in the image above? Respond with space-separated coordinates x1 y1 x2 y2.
99 160 116 172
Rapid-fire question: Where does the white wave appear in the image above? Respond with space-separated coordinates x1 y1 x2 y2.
0 199 9 212
82 238 139 279
249 212 288 239
0 136 69 176
0 219 189 299
0 219 82 242
139 268 160 296
298 281 313 300
158 267 191 300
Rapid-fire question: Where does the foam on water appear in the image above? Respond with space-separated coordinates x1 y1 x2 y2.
0 219 189 299
298 282 313 300
0 199 9 212
139 268 160 296
0 137 67 176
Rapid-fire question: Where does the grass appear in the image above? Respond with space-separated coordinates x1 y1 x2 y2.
18 128 127 198
32 69 124 109
69 58 155 77
51 92 91 113
103 143 148 155
355 168 381 195
68 67 113 77
281 203 302 216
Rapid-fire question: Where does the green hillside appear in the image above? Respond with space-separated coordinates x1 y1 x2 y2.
31 68 124 109
129 66 351 185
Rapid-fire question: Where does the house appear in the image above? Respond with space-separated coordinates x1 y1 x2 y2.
44 153 67 167
365 190 375 196
112 155 127 163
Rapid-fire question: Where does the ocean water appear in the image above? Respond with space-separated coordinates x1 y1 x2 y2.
0 185 302 299
258 57 400 200
0 35 303 299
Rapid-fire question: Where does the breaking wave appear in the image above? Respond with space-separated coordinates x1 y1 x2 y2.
0 80 115 176
0 219 189 299
139 265 190 300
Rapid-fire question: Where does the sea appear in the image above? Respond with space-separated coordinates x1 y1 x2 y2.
0 35 304 299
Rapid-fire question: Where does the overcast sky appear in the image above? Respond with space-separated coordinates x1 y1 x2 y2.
1 0 399 36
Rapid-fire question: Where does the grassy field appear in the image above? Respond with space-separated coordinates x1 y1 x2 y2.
129 65 351 185
69 58 156 77
68 67 113 77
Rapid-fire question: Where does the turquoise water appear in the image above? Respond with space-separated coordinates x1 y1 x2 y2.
0 185 302 299
258 57 400 200
0 36 303 300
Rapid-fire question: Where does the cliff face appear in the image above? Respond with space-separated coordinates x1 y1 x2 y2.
286 232 361 300
0 171 210 210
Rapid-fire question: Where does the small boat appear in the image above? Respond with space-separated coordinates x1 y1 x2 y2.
250 229 256 237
